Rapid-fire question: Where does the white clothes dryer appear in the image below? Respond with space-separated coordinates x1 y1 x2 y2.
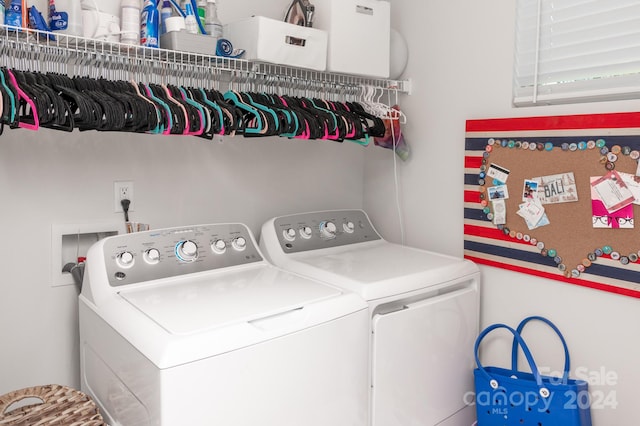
260 210 481 426
79 222 369 426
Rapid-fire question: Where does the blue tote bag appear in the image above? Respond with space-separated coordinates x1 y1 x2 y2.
474 316 592 426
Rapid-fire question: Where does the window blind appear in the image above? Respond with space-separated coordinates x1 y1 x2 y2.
513 0 640 106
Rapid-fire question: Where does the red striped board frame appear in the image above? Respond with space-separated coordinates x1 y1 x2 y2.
464 112 640 298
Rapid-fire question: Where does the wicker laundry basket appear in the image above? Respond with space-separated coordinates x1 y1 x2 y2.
0 384 105 425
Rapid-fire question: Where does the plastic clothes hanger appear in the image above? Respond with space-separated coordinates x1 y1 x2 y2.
284 96 317 139
0 68 17 126
166 84 201 136
159 84 190 135
98 80 137 132
211 90 244 136
298 97 335 140
7 69 39 131
197 88 224 135
74 77 126 132
129 81 164 134
224 90 264 135
32 72 74 132
258 93 298 138
308 97 342 140
174 85 205 136
234 91 272 136
50 74 103 131
182 87 213 139
144 84 176 135
275 95 307 139
243 92 281 136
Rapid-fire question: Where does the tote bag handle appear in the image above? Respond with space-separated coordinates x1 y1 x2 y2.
511 316 571 383
475 323 546 392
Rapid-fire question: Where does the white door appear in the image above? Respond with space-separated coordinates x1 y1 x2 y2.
371 285 478 426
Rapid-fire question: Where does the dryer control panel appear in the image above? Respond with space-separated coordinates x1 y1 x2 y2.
269 210 381 253
99 223 263 287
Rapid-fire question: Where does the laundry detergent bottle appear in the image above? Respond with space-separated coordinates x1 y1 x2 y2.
5 0 24 28
49 0 83 36
140 0 159 48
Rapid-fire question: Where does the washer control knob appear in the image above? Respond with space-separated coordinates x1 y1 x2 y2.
283 228 296 242
176 240 198 262
212 239 227 254
300 226 313 239
117 251 135 268
343 221 355 233
232 236 247 251
320 221 337 239
144 248 161 265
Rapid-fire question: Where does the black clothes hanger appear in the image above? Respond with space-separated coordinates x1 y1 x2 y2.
148 83 185 135
0 63 394 148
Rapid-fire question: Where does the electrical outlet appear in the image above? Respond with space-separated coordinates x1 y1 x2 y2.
114 181 134 213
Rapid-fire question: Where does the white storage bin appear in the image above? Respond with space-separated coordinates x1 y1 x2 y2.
224 16 328 71
160 31 218 56
312 0 390 78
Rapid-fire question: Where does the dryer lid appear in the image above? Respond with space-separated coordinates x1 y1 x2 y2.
119 264 341 335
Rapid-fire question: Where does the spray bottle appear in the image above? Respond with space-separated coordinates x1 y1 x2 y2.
140 0 159 48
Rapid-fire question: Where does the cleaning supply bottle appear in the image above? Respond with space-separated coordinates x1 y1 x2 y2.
196 0 205 33
140 0 159 48
205 0 222 40
183 2 198 34
160 0 172 34
120 0 141 45
5 0 23 28
48 0 83 36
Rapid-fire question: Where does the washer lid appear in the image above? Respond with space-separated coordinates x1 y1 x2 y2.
119 264 341 335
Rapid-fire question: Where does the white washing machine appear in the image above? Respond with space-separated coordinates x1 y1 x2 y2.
79 222 369 426
260 210 481 426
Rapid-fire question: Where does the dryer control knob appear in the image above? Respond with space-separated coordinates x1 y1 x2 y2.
300 226 313 239
212 239 227 254
283 228 296 242
144 248 161 264
232 237 247 251
176 240 198 262
320 221 337 239
343 221 355 233
117 251 135 268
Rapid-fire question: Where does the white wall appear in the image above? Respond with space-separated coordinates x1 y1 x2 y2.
0 132 366 394
0 0 368 395
364 1 640 424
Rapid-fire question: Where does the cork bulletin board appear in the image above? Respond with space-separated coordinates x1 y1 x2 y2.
464 112 640 298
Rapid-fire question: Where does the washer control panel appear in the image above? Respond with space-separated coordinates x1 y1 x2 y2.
271 210 381 253
102 223 262 287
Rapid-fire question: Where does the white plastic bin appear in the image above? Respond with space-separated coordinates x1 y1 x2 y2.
312 0 390 78
224 16 328 71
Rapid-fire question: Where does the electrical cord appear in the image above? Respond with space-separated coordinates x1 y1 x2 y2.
388 88 405 246
121 199 131 223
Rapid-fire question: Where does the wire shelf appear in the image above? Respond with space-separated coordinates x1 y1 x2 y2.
0 25 411 96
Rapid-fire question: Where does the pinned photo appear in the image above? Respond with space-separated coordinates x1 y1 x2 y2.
522 179 539 202
488 185 509 200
